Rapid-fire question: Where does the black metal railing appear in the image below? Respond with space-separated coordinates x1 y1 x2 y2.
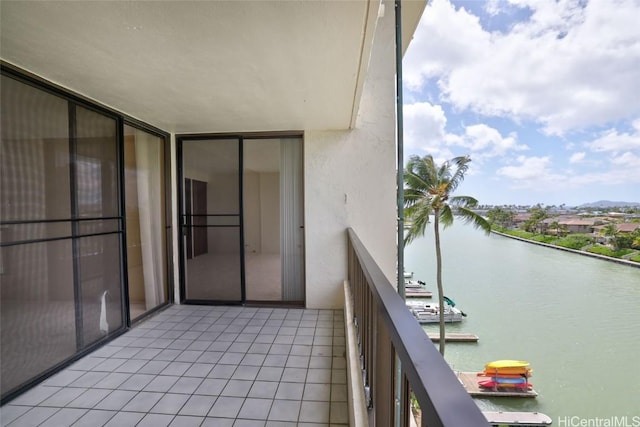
347 228 488 426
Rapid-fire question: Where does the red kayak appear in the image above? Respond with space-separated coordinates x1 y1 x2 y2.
478 379 532 389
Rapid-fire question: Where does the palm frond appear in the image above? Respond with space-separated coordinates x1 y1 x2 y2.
439 205 455 228
404 201 432 245
450 195 479 208
456 206 492 234
448 155 471 193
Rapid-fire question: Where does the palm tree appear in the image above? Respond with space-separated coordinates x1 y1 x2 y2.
559 224 569 237
403 154 491 356
525 204 549 234
601 223 620 250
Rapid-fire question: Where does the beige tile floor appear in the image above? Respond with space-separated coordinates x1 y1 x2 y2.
0 305 349 427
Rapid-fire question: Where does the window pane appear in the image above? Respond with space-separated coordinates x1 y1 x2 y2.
0 240 76 394
182 139 242 302
186 227 242 301
0 75 71 222
75 106 119 218
0 75 76 397
79 234 122 346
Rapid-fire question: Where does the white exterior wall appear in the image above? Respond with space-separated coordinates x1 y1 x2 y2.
304 1 397 309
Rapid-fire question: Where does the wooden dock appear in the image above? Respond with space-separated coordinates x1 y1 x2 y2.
457 372 538 398
483 411 552 426
427 332 479 342
405 290 432 298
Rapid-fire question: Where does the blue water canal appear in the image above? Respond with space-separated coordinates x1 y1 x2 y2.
403 221 640 422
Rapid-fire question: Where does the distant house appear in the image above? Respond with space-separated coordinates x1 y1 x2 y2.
560 219 599 234
616 223 640 233
594 222 640 235
513 213 531 228
542 216 600 234
592 222 640 244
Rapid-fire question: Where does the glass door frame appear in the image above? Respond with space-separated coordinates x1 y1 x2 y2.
176 134 246 304
176 131 305 306
121 121 174 325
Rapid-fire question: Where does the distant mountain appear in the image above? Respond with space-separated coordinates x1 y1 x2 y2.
578 200 640 208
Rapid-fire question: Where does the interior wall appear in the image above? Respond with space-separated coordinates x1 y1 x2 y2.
243 171 261 254
260 172 280 254
243 170 279 255
304 0 397 309
206 171 239 254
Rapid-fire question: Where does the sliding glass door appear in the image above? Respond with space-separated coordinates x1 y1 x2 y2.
0 70 171 402
0 75 123 398
178 135 304 305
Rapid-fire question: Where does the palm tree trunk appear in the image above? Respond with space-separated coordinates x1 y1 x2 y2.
434 212 445 356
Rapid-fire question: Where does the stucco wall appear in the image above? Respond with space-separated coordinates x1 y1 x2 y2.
304 1 397 309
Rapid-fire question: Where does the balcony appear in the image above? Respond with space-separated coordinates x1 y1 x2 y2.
0 306 348 426
0 229 487 426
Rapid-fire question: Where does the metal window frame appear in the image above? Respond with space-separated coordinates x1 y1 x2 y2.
0 62 173 404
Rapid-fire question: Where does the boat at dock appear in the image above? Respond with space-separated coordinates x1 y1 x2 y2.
404 279 426 288
406 300 464 323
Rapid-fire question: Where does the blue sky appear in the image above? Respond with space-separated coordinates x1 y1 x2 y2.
402 0 640 206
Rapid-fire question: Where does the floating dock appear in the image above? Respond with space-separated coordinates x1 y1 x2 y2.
427 332 478 342
483 411 552 426
405 290 432 298
457 372 538 398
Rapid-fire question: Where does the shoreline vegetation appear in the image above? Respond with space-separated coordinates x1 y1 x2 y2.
491 228 640 267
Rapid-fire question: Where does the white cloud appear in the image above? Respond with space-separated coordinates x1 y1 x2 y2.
610 152 640 169
497 155 556 180
453 124 528 158
569 152 585 163
484 0 504 17
585 126 640 153
403 102 528 162
404 0 640 135
403 0 489 91
494 152 640 192
403 102 454 160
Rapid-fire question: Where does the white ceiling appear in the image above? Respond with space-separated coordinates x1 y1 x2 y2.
1 0 425 135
